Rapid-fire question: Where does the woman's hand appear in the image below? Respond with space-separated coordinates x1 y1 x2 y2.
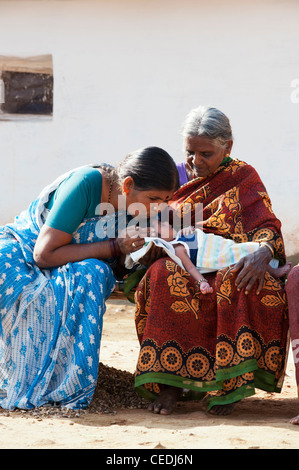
117 225 164 267
117 225 154 255
231 245 273 295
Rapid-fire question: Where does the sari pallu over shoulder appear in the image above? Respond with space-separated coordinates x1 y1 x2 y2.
172 159 285 263
0 170 116 410
134 158 288 410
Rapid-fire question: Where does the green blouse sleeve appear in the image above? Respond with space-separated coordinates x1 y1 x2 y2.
45 167 102 235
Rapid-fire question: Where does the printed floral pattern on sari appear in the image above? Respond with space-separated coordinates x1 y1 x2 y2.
165 261 200 319
134 158 289 409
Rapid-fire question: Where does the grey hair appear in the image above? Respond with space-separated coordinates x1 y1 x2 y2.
181 105 233 146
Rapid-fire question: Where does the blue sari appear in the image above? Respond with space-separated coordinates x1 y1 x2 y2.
0 170 116 410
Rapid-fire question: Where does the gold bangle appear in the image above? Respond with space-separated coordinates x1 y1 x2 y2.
260 241 274 257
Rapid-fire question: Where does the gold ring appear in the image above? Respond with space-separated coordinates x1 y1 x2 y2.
132 242 136 248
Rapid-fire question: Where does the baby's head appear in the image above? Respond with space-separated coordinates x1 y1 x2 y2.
156 221 176 241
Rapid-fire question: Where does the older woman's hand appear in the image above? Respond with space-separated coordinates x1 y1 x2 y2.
231 245 273 295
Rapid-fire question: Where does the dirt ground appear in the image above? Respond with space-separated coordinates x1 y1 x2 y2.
0 298 298 450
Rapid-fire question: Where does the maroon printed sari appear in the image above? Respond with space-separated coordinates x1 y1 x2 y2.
134 159 288 410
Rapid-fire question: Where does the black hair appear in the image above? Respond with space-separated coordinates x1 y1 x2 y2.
117 146 179 192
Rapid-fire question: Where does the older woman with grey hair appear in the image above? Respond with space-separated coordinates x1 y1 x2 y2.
176 105 233 184
134 105 289 417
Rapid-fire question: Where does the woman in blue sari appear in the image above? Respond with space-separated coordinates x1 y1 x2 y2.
0 146 179 410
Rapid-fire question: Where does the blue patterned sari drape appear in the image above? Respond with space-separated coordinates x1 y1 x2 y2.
0 172 116 410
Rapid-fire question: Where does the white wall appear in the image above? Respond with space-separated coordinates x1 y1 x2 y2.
0 0 298 259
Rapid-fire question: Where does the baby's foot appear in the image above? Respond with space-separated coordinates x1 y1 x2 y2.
200 282 213 294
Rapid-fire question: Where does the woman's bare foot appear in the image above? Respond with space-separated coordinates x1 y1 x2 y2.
268 262 292 279
208 403 236 416
148 386 181 415
290 415 299 425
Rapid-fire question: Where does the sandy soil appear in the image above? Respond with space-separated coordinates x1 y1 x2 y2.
0 298 299 450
